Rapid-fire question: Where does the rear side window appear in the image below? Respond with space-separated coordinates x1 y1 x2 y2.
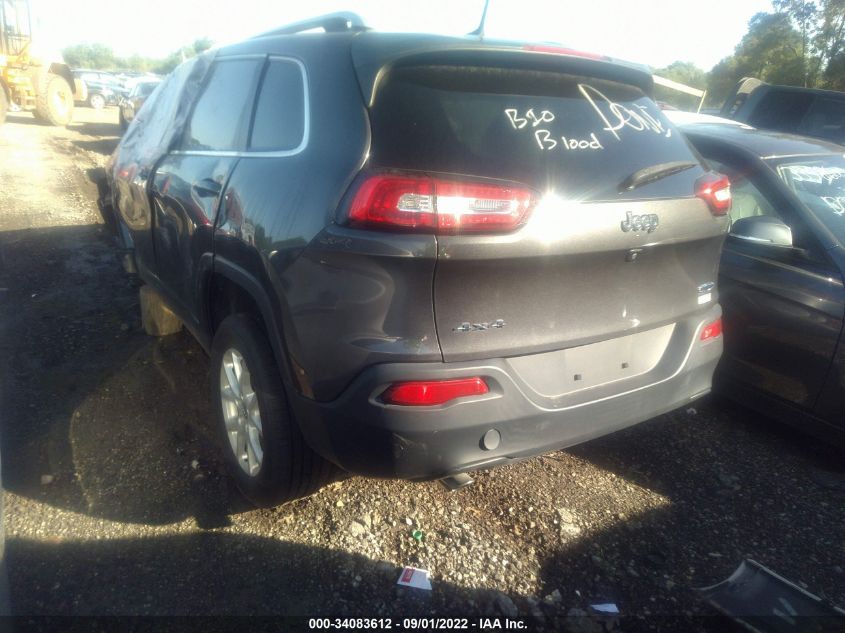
249 59 306 151
749 90 814 132
369 65 702 202
183 59 263 152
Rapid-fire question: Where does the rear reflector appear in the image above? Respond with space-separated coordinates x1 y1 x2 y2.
695 172 732 216
347 174 535 234
700 318 723 341
380 377 489 406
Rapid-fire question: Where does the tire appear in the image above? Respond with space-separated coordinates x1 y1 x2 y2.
210 314 335 506
0 88 7 126
88 93 106 110
118 109 128 131
34 73 74 126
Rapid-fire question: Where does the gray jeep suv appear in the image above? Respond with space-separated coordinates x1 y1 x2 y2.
105 14 730 505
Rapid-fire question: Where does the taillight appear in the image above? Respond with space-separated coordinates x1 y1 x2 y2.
695 172 731 216
347 174 535 234
700 318 723 341
522 45 609 61
380 377 489 406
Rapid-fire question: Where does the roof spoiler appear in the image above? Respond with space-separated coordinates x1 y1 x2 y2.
353 44 655 108
252 12 369 39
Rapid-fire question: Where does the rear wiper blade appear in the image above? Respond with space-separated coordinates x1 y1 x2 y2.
619 161 697 192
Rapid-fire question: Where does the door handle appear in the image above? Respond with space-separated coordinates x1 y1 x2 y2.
192 178 222 198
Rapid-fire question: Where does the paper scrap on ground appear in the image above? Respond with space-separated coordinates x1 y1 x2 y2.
590 603 620 615
397 566 432 590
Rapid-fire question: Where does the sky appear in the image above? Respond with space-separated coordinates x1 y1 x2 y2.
37 0 775 71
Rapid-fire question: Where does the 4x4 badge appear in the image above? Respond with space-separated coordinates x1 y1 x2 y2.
454 319 506 333
621 211 659 233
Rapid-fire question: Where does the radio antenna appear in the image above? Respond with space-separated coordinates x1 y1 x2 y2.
468 0 491 38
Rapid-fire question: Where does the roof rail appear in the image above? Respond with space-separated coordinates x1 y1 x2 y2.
252 12 369 38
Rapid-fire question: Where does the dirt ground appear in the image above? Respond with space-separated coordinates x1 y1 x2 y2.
0 106 844 632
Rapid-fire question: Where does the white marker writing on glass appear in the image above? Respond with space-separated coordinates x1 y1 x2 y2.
561 133 604 150
578 84 669 140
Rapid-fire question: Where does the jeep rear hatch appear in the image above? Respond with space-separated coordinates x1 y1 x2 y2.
352 39 728 366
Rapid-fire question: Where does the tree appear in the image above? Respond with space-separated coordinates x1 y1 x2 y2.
815 0 845 87
62 38 214 74
707 57 743 107
656 61 707 88
772 0 845 87
192 38 214 55
653 61 707 109
705 12 806 106
153 38 216 74
773 0 821 86
62 43 116 69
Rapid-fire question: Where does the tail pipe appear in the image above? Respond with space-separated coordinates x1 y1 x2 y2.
439 473 474 491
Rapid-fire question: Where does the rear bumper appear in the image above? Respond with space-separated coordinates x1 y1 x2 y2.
291 305 722 480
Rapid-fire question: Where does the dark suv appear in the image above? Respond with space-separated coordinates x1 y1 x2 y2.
721 77 845 146
104 14 730 505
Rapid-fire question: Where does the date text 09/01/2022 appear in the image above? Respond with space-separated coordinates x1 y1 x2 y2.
308 617 529 630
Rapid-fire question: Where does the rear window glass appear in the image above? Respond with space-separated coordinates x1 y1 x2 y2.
797 97 845 143
182 59 262 152
749 90 814 132
249 59 306 152
369 65 702 202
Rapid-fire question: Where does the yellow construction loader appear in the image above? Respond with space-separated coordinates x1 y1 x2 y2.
0 0 80 126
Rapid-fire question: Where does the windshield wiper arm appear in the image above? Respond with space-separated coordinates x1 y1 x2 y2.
619 161 697 192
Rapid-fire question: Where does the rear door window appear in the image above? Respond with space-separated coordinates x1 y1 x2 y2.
182 59 263 152
249 58 306 152
369 65 702 201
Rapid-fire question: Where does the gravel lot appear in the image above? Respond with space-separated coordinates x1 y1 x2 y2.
0 106 843 632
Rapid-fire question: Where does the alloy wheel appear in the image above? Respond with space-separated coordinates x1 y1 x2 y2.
219 348 264 477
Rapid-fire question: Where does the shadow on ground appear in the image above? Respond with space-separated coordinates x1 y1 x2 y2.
0 220 340 526
0 222 245 527
70 137 120 156
7 528 741 633
2 112 46 127
2 112 120 144
67 119 121 156
558 400 845 613
71 119 121 138
8 532 497 616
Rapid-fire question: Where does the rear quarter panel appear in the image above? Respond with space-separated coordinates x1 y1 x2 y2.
213 36 398 399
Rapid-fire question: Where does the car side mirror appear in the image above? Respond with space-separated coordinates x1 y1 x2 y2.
730 215 793 248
